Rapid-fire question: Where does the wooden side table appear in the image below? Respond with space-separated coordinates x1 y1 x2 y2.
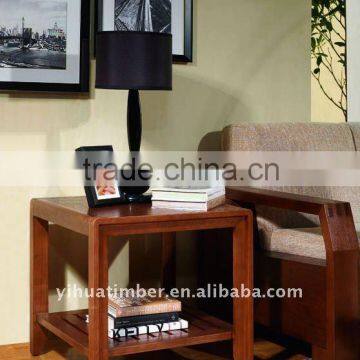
30 197 253 359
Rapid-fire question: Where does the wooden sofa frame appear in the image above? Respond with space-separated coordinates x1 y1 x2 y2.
226 187 359 360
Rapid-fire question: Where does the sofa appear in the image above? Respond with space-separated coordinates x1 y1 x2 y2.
222 123 360 359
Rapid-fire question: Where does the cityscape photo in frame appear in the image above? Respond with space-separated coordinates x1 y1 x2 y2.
0 0 89 92
97 0 193 63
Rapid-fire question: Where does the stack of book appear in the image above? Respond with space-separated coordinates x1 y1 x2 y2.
87 292 187 339
151 187 226 211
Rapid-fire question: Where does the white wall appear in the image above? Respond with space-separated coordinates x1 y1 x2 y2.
347 0 360 122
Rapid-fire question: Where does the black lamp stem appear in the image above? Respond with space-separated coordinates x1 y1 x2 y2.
127 89 142 152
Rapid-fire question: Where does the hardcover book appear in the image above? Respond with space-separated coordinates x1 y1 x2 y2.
108 292 182 318
109 318 189 339
85 315 188 339
152 186 225 203
113 312 179 329
152 195 226 211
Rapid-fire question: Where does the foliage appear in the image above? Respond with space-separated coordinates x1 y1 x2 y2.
311 0 346 119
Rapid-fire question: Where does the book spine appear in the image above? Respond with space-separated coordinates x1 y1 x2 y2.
109 319 189 339
151 193 207 202
108 304 117 318
113 312 179 329
109 300 182 318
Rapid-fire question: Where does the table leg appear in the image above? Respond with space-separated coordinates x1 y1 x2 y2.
88 224 109 360
30 216 49 356
161 232 176 293
233 218 254 360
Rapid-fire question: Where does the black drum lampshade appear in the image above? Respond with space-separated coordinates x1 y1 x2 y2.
96 31 172 91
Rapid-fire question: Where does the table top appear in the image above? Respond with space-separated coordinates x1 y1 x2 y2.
31 197 250 235
32 196 249 220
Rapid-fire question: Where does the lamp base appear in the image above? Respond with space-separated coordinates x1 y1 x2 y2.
119 168 151 201
125 91 150 203
128 89 142 152
124 193 152 204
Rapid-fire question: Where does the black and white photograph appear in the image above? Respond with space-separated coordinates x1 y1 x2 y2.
114 0 171 34
0 0 67 70
98 0 193 62
0 0 89 93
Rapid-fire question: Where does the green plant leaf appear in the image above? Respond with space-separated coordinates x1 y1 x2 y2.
335 42 346 47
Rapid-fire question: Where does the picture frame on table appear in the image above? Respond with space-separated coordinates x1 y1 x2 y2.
76 145 128 208
0 0 90 93
96 0 193 63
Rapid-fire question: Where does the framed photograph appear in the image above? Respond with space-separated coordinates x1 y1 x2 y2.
97 0 193 63
76 145 127 208
0 0 90 92
90 167 123 207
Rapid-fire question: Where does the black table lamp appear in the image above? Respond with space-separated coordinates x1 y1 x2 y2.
96 31 173 152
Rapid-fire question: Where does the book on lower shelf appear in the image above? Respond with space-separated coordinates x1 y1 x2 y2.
85 315 189 339
109 317 189 339
112 312 179 329
151 186 226 211
108 292 182 318
89 291 186 339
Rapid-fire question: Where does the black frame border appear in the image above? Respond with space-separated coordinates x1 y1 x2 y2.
0 0 90 93
76 145 128 208
173 0 193 63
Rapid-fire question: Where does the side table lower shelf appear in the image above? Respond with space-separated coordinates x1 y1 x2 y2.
37 307 233 357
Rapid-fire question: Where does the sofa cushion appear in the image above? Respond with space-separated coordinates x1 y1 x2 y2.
349 123 360 151
222 123 356 151
262 227 360 260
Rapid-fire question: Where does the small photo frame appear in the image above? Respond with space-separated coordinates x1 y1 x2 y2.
75 145 127 208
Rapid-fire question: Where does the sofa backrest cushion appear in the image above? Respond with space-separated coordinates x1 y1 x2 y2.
222 123 356 151
222 123 360 229
349 124 360 151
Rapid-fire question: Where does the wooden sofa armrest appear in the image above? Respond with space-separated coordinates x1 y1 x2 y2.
227 186 359 359
226 186 345 215
226 186 358 252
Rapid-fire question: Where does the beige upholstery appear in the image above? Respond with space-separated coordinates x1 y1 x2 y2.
222 123 356 151
265 227 360 260
222 123 360 259
349 124 360 151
